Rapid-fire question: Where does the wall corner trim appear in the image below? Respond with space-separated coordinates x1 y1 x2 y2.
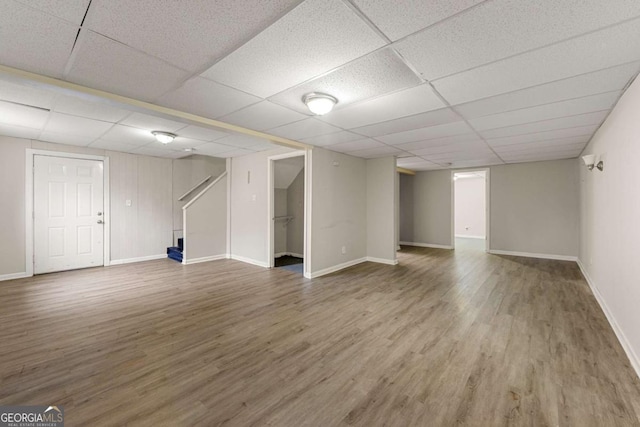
0 272 31 282
230 254 270 268
577 259 640 380
307 257 367 278
366 257 398 265
183 254 227 265
487 249 577 261
399 241 454 250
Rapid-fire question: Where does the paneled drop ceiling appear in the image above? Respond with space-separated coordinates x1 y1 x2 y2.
0 0 639 169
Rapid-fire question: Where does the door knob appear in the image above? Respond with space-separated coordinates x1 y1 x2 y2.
97 220 104 224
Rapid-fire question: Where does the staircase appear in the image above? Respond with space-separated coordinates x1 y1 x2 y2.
167 238 184 263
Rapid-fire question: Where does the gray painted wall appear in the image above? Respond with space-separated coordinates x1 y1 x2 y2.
399 170 452 247
579 74 640 371
366 157 396 262
310 148 367 273
184 174 227 261
274 188 288 255
286 169 305 256
400 159 579 255
491 159 578 256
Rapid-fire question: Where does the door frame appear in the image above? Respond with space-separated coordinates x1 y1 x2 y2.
267 150 310 277
26 149 110 276
451 168 490 252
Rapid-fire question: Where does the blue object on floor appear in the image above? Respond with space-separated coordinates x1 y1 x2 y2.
167 245 183 262
280 263 303 274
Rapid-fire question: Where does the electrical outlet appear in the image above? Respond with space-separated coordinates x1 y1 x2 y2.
341 246 346 254
125 199 132 207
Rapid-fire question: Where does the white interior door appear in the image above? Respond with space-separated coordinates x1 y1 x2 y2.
34 155 104 274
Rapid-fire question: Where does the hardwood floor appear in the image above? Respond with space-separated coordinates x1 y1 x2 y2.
1 241 640 426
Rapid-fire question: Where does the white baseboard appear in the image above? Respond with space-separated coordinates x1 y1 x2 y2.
455 234 485 239
577 259 640 380
308 257 367 279
0 272 31 282
487 249 577 261
400 241 454 250
230 254 269 268
109 254 167 265
366 257 398 265
182 254 227 265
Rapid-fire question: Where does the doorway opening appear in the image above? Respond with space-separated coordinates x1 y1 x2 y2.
452 169 489 252
268 152 306 275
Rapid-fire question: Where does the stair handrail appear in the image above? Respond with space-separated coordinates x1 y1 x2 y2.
182 171 228 210
178 175 212 201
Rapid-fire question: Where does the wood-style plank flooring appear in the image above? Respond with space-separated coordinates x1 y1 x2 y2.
1 238 639 426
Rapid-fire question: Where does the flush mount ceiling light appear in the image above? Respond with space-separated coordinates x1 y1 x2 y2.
151 131 176 144
303 93 338 115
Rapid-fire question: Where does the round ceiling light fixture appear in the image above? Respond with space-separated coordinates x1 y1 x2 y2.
151 131 176 144
303 92 338 115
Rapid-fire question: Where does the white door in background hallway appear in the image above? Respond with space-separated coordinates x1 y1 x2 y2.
34 155 104 274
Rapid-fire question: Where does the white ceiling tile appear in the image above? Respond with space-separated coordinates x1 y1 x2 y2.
268 118 343 140
201 0 386 97
89 139 139 152
269 48 421 113
0 1 78 77
352 108 461 137
100 124 156 147
467 91 620 131
410 141 491 156
214 134 271 149
318 84 446 129
66 31 189 102
39 131 96 146
0 79 58 109
347 145 403 158
395 0 640 80
301 131 363 147
449 157 504 167
479 111 608 139
433 18 640 104
175 125 229 142
454 61 640 118
0 123 42 139
192 142 241 156
120 112 186 133
0 102 50 129
353 0 485 41
16 0 91 24
495 141 587 155
166 137 211 150
378 121 475 145
486 126 598 146
489 136 590 151
132 146 180 158
396 156 428 165
501 149 582 162
43 112 113 138
214 148 254 158
53 95 131 123
325 138 385 153
85 0 301 71
157 77 261 119
427 150 497 162
395 134 482 151
220 101 307 131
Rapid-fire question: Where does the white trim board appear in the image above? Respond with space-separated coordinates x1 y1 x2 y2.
487 249 577 261
399 241 454 250
230 254 270 268
109 254 167 265
182 254 227 265
366 257 398 265
0 272 30 282
577 259 640 380
455 235 485 240
307 257 367 279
